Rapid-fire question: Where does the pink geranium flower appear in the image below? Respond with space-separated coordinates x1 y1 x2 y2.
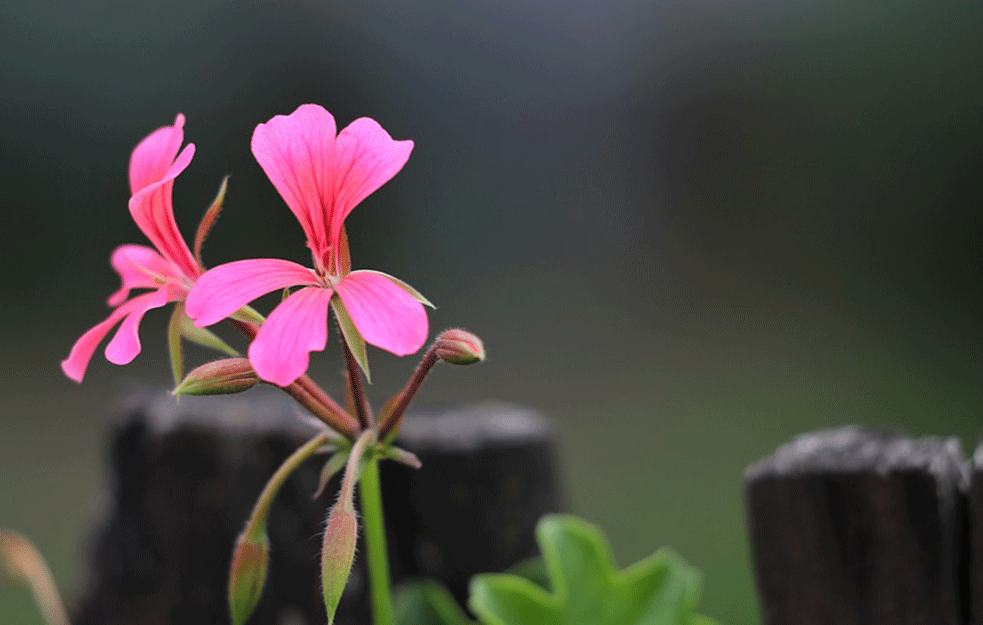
62 115 202 382
185 104 429 387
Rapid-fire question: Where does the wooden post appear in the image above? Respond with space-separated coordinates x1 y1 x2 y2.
745 426 968 625
72 390 561 625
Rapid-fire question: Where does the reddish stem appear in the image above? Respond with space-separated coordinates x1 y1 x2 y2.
341 337 373 429
378 344 439 441
230 319 359 439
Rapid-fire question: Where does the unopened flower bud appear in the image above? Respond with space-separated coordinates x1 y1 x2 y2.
174 358 257 396
321 505 358 625
228 530 269 625
435 329 485 365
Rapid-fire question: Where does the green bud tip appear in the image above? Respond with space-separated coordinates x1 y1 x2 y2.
321 506 359 625
228 531 270 625
435 329 485 365
174 358 257 396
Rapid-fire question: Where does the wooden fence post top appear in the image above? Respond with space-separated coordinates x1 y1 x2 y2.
745 426 968 625
745 426 967 484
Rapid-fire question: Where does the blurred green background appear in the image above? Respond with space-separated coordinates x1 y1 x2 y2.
2 0 982 623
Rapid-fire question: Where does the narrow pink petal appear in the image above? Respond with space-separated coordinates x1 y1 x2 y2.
129 114 186 194
104 285 183 365
329 118 413 251
334 270 427 356
185 258 320 327
248 286 333 386
251 104 337 261
107 244 182 306
128 143 199 279
61 289 175 383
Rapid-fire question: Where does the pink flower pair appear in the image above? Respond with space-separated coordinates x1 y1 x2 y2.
61 115 201 382
64 105 429 387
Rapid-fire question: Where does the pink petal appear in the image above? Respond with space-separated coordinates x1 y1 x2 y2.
61 288 177 383
329 118 413 252
127 142 199 279
334 270 428 356
248 286 333 386
104 285 183 365
107 244 182 306
251 104 336 261
129 114 186 194
185 258 320 327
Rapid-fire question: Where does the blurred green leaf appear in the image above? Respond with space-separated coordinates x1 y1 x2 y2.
469 515 718 625
395 580 473 625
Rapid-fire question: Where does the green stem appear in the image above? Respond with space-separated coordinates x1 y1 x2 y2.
243 431 333 539
359 456 394 625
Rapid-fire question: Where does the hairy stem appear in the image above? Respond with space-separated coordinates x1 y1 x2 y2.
244 431 334 539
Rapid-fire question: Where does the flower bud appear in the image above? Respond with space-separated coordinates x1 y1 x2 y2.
174 358 257 396
435 329 485 365
228 530 269 625
321 505 358 625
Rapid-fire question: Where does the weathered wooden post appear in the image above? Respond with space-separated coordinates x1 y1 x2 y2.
745 426 968 625
72 390 561 625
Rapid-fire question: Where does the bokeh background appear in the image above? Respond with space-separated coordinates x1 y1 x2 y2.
2 0 982 622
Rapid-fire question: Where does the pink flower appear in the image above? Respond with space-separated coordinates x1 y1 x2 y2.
62 115 201 382
185 104 428 387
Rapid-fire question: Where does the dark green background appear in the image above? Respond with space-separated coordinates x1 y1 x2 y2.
2 1 982 623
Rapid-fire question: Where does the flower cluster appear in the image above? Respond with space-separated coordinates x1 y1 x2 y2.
63 104 486 625
63 104 430 387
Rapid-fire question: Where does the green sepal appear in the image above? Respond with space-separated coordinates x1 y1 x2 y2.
378 444 422 469
358 270 435 309
313 450 350 500
179 315 239 357
231 305 266 325
167 303 185 386
469 515 718 625
331 296 370 383
194 176 229 268
395 580 473 625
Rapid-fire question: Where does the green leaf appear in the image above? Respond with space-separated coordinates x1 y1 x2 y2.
395 580 473 625
331 296 370 382
469 515 718 625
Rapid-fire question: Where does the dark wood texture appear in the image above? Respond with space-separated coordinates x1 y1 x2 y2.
72 390 561 625
970 441 983 625
745 426 968 625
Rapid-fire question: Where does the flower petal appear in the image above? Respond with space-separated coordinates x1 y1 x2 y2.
329 118 413 253
185 258 320 327
248 286 333 386
334 270 428 356
127 142 199 279
107 244 182 306
251 104 337 261
104 285 183 365
61 288 176 383
129 114 186 194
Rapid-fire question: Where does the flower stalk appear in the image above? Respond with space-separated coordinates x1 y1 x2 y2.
228 431 335 625
322 430 375 624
